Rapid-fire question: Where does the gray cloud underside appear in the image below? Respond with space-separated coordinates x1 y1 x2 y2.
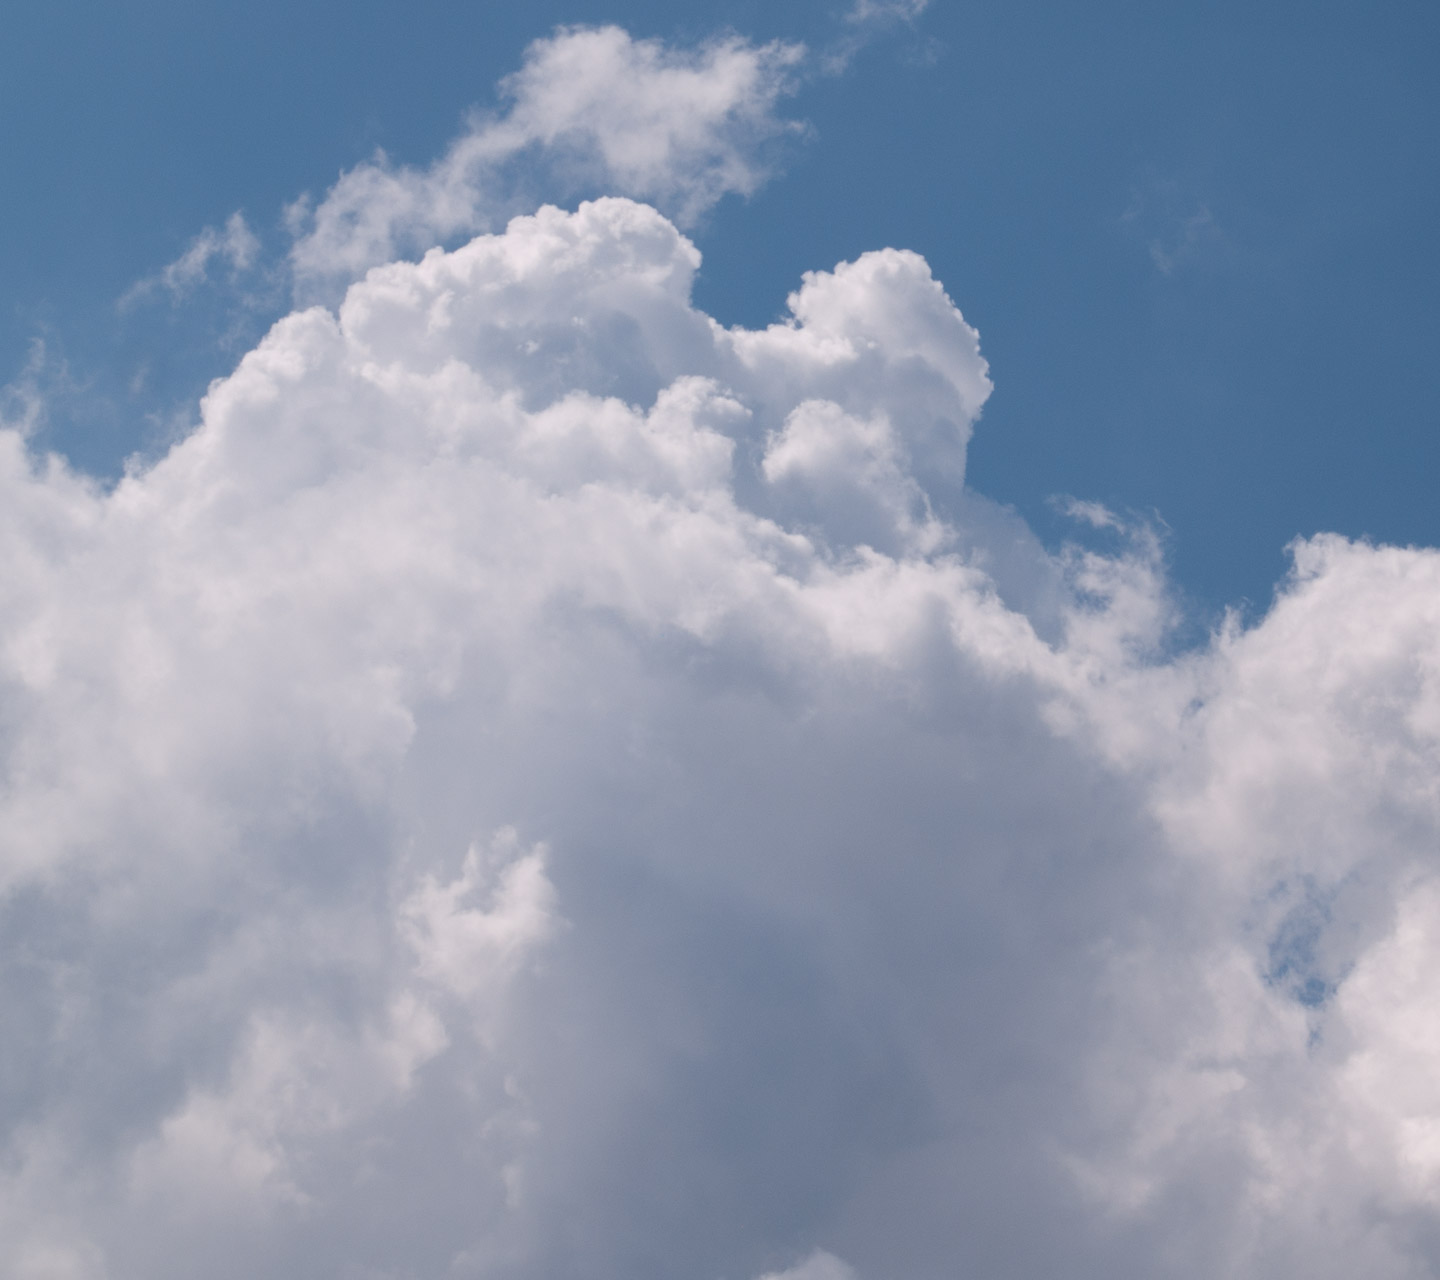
4 198 1440 1278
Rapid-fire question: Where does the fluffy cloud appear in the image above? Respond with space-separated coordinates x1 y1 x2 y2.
287 26 805 295
4 184 1440 1280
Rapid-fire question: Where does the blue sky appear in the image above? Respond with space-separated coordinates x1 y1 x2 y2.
5 0 1437 616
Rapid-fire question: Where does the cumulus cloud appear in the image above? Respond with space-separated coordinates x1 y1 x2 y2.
5 53 1440 1280
287 26 805 295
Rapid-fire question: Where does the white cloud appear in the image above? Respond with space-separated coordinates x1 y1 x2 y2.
1148 206 1222 275
5 65 1440 1280
287 26 805 294
0 339 50 438
845 0 929 24
824 0 932 73
1121 179 1228 276
121 212 260 307
756 1250 860 1280
0 196 1012 1278
400 828 560 1011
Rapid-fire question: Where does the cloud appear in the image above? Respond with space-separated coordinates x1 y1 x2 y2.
756 1251 860 1280
120 212 260 307
1121 180 1228 276
844 0 929 24
1148 206 1222 275
822 0 934 74
0 196 1008 1279
287 26 806 295
0 339 50 438
5 47 1440 1280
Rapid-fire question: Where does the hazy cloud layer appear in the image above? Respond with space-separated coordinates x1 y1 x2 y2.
7 28 1440 1279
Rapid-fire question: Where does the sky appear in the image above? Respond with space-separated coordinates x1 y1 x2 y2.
2 4 1440 1279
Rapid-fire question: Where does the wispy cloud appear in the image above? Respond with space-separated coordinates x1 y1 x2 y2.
844 0 929 24
119 17 933 315
1148 204 1223 274
287 26 806 294
1122 179 1228 275
120 211 260 308
0 338 50 438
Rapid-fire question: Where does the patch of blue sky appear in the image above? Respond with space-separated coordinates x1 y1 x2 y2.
3 0 1437 618
1265 879 1342 1009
